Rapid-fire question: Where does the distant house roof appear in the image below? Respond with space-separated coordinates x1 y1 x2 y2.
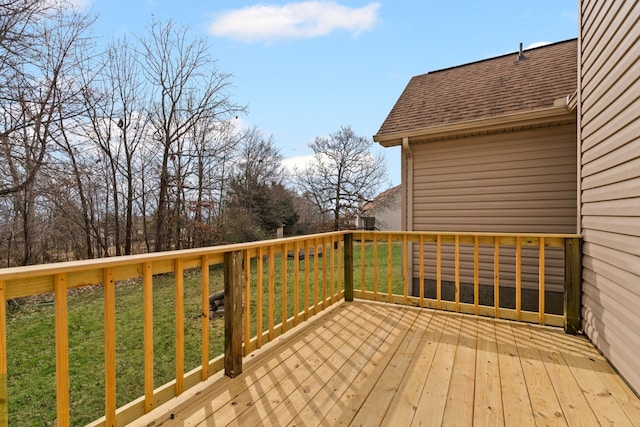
374 39 577 146
362 185 401 215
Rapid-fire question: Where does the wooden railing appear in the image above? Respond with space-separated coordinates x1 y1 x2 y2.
346 231 581 332
0 230 581 426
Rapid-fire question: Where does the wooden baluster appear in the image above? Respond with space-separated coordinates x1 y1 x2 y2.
244 250 251 355
304 240 310 319
403 234 409 304
175 259 184 395
200 257 210 379
256 247 264 348
322 237 327 308
293 241 300 326
104 268 116 426
387 234 392 300
455 235 460 312
268 246 275 340
516 237 522 321
419 235 425 307
436 235 442 309
539 237 546 324
330 236 335 304
143 263 154 412
281 243 288 333
314 239 319 314
494 236 500 318
373 234 378 299
361 234 366 297
54 274 70 425
337 235 343 299
473 235 479 315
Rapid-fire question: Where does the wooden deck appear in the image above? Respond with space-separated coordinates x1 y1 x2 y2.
134 301 640 426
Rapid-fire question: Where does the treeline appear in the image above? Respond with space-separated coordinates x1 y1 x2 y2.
0 1 314 267
0 1 389 268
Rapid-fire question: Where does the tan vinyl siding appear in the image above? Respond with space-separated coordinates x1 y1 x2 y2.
580 0 640 394
411 125 577 294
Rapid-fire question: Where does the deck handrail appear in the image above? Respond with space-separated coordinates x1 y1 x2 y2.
0 230 581 426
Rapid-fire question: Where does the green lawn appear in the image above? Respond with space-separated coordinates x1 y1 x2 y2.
5 241 401 425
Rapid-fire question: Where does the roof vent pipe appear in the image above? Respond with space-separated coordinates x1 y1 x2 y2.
516 42 526 61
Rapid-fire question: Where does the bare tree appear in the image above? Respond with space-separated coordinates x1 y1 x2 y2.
293 125 388 231
75 36 149 255
0 1 94 264
140 19 245 251
224 128 298 241
179 117 239 247
0 2 94 197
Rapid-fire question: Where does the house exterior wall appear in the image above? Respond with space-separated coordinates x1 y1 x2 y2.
365 189 401 231
579 0 640 393
410 124 577 296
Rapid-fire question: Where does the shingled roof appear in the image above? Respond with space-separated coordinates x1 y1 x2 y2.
374 39 577 145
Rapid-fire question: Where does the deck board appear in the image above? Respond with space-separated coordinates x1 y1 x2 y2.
134 301 640 427
473 318 504 426
494 321 536 426
380 310 444 425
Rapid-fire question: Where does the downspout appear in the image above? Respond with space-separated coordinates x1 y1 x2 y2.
402 137 413 233
402 137 414 295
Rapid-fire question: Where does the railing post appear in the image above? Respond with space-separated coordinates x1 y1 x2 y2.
564 237 582 334
224 250 243 377
344 233 354 302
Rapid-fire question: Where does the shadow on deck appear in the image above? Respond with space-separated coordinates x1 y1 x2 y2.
133 301 640 426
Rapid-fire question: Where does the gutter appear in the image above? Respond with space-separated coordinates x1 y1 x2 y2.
374 102 575 147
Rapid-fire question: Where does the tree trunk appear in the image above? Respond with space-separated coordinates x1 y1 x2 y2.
154 140 171 252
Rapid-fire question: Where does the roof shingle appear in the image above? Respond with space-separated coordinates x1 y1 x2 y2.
375 39 577 138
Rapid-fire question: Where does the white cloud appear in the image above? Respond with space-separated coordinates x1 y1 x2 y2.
282 154 315 173
208 1 381 43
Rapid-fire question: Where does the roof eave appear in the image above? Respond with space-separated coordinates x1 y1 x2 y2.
373 103 576 147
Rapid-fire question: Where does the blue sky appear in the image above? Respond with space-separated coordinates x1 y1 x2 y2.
83 0 578 186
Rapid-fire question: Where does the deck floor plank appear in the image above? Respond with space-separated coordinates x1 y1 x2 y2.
133 301 640 427
442 315 478 427
256 303 408 426
348 308 432 426
493 320 536 427
171 303 363 426
288 307 428 426
325 306 420 426
410 311 463 426
221 303 386 427
527 325 614 427
473 317 505 427
538 327 637 426
379 310 447 425
511 323 568 427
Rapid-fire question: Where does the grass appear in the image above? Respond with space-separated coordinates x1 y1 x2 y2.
7 270 226 426
353 239 405 296
5 241 402 425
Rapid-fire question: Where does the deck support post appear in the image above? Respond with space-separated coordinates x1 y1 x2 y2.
564 238 582 335
344 233 354 302
224 250 243 377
